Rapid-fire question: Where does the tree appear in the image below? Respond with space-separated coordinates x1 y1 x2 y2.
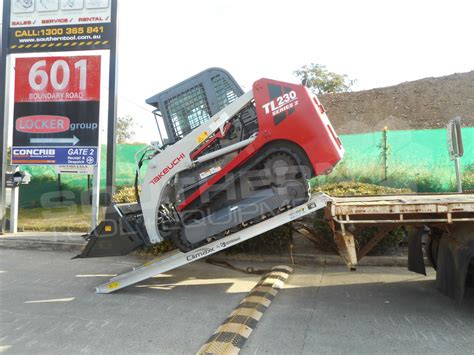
294 63 356 95
116 115 136 143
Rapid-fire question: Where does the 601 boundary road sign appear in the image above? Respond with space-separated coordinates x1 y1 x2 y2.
11 55 101 165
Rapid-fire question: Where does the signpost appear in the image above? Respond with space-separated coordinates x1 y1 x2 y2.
0 1 11 234
1 0 118 233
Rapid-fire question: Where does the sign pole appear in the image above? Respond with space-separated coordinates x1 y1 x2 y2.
10 187 19 233
0 0 11 234
9 166 19 233
91 141 102 229
91 165 100 229
454 158 462 193
106 0 119 206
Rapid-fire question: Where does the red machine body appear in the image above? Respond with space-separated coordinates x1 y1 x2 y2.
178 78 344 212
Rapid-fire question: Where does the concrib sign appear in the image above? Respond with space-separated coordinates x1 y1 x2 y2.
8 0 113 53
11 55 101 165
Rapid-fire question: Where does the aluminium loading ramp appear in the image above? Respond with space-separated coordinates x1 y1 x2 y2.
94 192 332 293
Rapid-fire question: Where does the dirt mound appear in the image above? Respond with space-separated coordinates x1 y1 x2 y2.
320 71 474 134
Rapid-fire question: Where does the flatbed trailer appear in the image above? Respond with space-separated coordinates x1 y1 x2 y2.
324 193 474 301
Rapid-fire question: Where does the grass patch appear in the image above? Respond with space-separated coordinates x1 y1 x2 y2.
313 181 411 196
13 205 105 232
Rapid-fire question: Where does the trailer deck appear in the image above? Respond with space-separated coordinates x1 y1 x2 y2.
329 193 474 224
323 193 474 269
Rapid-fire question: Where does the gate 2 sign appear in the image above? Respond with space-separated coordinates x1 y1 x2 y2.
11 55 101 166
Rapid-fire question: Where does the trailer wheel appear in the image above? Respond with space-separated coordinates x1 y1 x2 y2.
426 233 441 270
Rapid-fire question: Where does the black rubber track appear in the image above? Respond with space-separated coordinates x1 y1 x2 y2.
165 143 311 252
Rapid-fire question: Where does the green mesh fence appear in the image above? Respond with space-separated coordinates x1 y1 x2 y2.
314 127 474 191
340 128 473 169
17 127 474 208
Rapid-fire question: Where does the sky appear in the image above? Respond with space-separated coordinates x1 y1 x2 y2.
2 0 474 143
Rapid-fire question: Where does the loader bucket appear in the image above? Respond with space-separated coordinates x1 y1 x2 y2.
75 203 147 258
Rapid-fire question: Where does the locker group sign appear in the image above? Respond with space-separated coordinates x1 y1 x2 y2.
11 55 101 165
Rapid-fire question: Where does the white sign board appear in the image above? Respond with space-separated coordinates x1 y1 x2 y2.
11 0 111 27
447 116 464 161
55 164 94 174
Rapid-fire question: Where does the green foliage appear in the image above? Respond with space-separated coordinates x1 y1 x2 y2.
313 181 411 196
116 115 136 144
461 163 474 191
226 225 292 255
356 226 406 255
294 63 356 95
112 186 137 203
136 240 175 256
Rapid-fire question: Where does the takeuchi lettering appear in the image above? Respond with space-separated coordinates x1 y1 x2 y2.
149 153 185 184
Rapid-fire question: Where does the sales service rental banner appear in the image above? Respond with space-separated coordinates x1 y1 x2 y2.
8 0 113 53
11 55 101 165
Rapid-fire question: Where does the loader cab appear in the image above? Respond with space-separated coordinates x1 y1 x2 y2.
146 68 247 147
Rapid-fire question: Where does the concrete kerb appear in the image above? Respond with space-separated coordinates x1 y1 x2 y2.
0 232 85 252
209 252 413 267
0 232 416 267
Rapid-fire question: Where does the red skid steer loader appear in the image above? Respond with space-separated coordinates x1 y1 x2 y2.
77 68 344 258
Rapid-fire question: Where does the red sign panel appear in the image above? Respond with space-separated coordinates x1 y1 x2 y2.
14 56 101 103
11 54 101 166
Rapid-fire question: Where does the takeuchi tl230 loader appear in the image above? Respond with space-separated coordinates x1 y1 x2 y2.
77 68 344 258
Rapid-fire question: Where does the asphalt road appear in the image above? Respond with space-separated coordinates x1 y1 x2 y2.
0 249 473 354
